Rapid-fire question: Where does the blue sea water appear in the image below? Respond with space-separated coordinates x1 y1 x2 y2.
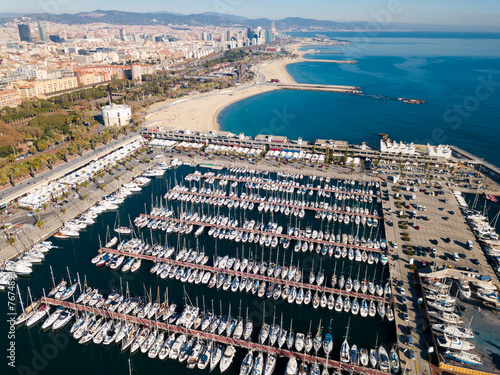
218 32 500 165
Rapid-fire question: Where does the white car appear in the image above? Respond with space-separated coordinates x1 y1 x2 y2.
393 242 398 249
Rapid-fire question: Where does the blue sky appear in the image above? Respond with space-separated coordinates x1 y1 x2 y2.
5 0 500 29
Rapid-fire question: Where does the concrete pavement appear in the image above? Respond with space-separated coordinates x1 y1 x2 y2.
0 155 150 262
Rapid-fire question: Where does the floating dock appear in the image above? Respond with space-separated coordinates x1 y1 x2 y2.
98 247 391 304
166 189 382 220
186 174 377 198
41 297 390 375
138 214 385 254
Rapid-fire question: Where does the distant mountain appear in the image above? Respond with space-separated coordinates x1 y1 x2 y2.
1 10 491 31
200 12 248 22
0 13 23 18
0 9 375 30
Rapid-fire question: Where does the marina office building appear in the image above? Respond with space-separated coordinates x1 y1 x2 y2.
141 126 452 165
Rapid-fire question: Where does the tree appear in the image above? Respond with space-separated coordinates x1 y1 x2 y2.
7 237 15 246
35 220 43 228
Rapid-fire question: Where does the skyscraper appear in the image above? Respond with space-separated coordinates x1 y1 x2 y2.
18 24 32 42
38 21 47 42
120 28 126 41
265 29 274 43
247 28 254 39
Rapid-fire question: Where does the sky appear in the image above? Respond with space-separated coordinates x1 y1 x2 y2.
4 0 500 29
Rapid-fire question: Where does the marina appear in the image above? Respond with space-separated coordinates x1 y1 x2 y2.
5 162 398 375
96 245 392 306
27 290 391 375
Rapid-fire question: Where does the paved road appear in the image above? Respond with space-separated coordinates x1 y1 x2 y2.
0 153 149 262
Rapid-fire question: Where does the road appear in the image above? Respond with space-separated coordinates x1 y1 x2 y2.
0 150 149 262
0 132 142 208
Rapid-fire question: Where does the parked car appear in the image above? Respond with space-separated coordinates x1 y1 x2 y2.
407 336 414 346
409 349 415 360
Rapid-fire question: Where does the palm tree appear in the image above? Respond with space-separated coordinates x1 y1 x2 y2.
7 237 15 246
35 220 43 229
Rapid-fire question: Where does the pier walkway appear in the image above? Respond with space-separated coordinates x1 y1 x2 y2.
277 83 361 93
138 213 386 254
167 189 383 220
41 297 390 375
187 174 379 198
98 247 390 304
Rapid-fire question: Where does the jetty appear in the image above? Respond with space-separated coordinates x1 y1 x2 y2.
40 296 390 375
98 247 391 304
302 59 357 64
186 174 377 198
167 189 382 220
276 83 361 94
138 214 385 254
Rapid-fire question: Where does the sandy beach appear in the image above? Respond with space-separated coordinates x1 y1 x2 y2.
144 44 305 133
143 42 353 133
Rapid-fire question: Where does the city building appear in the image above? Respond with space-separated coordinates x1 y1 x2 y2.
38 21 48 42
101 104 132 127
130 63 142 81
18 24 32 42
265 29 274 43
0 90 22 108
74 55 92 65
427 144 452 159
13 77 79 99
49 35 63 43
380 139 417 154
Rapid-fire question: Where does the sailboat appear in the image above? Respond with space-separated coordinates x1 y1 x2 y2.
390 347 400 373
323 319 333 356
378 346 390 372
239 350 254 375
252 352 264 375
220 345 236 372
286 357 298 375
313 320 322 354
211 344 225 371
340 318 351 363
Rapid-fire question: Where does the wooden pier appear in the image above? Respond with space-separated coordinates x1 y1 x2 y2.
167 189 382 220
187 174 379 198
138 213 386 254
98 248 390 304
40 297 390 375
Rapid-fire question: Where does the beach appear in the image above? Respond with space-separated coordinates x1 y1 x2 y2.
143 44 305 133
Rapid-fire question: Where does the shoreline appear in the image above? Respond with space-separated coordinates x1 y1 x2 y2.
143 42 361 134
143 43 306 133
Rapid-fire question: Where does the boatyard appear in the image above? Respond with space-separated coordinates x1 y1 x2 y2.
1 133 500 375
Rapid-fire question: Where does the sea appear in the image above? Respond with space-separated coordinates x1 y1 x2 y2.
218 32 500 166
0 166 393 375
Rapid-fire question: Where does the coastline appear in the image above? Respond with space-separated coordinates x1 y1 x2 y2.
143 43 305 133
143 42 360 134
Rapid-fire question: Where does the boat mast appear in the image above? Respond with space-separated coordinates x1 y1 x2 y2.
16 284 25 316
